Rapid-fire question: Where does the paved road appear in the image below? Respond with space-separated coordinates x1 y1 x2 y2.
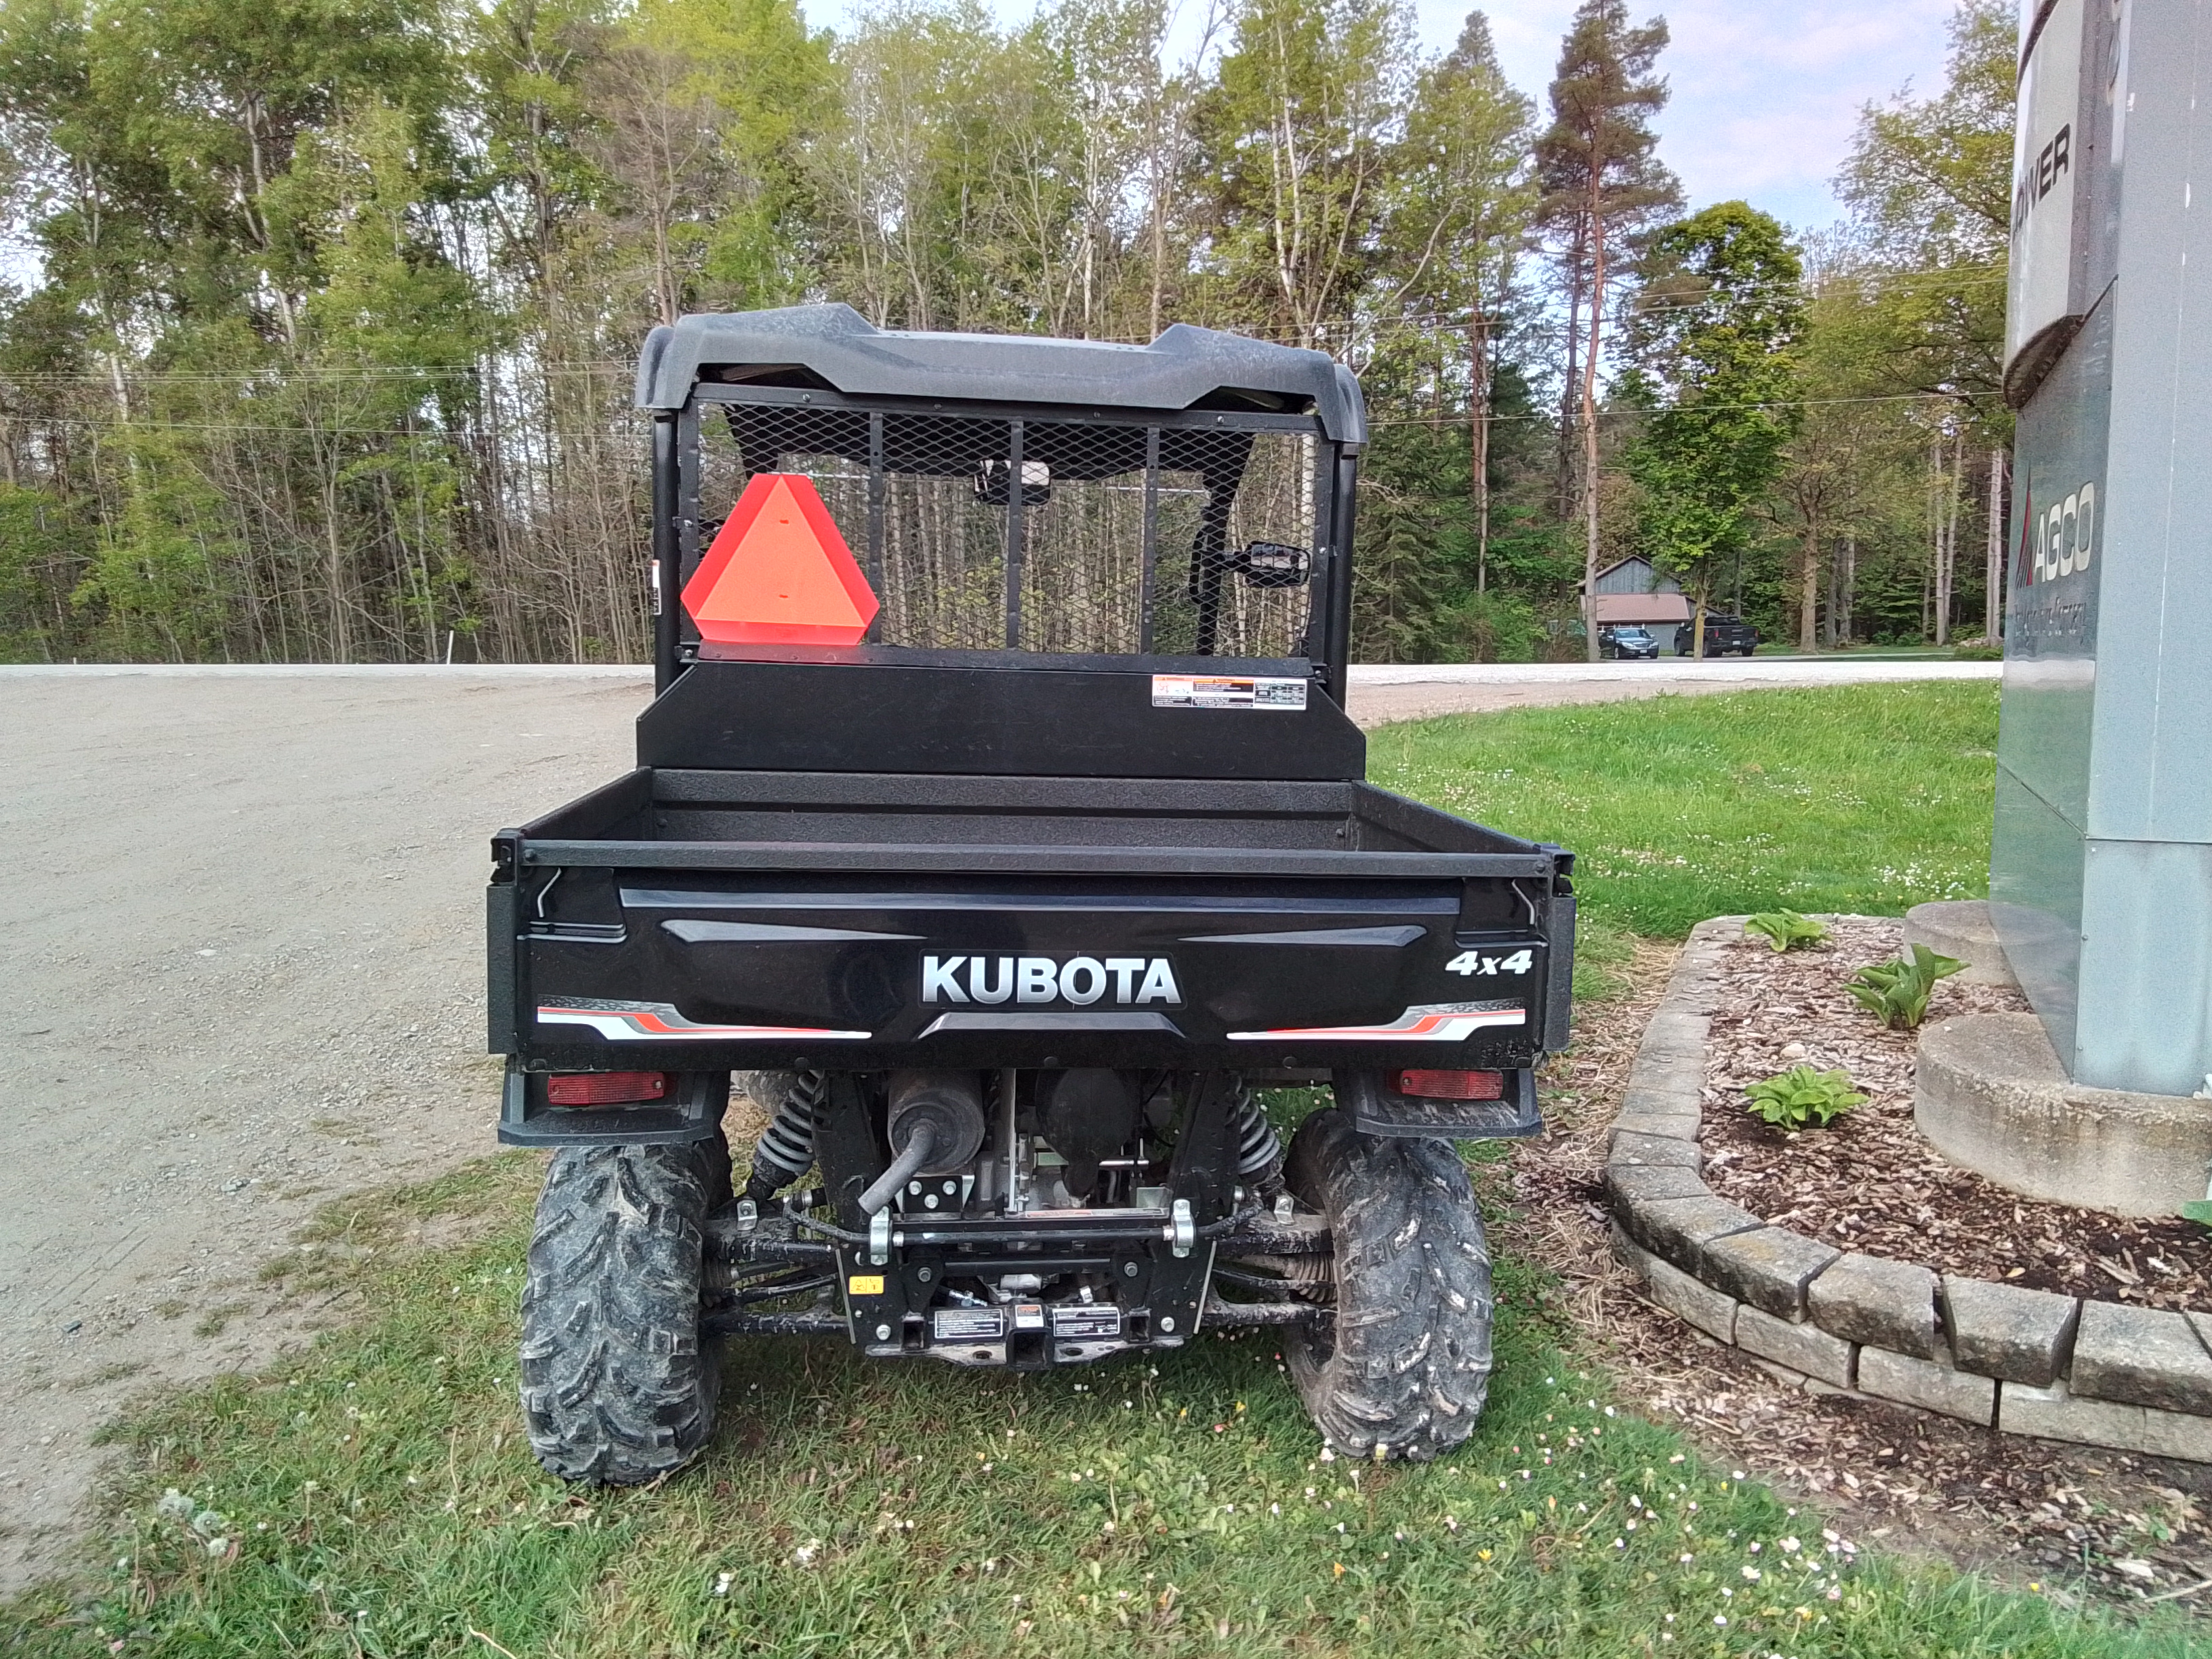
1343 658 1999 726
0 655 1997 1587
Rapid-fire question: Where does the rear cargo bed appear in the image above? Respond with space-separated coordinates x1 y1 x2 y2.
509 768 1559 872
491 767 1574 1084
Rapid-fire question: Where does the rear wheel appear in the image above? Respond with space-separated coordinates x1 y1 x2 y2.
1281 1109 1493 1459
519 1139 727 1483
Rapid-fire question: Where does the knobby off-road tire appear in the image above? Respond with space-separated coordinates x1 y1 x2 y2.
1282 1108 1494 1460
520 1140 726 1484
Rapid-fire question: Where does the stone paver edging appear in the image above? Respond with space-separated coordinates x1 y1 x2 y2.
1605 918 2212 1462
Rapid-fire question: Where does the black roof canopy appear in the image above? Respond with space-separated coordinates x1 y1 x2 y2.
634 303 1366 449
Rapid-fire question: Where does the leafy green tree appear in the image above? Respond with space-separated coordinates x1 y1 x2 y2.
292 100 485 659
464 0 620 295
1833 0 2012 423
0 480 77 659
1195 0 1412 345
1625 201 1803 652
72 424 235 660
1389 11 1534 592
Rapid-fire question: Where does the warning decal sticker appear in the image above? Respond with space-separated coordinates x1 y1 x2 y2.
1151 674 1308 711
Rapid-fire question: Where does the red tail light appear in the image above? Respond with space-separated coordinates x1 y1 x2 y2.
547 1071 672 1107
1396 1069 1504 1101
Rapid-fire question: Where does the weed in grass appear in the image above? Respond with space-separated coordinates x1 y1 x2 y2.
1370 683 1997 937
190 1305 246 1339
3 1159 2194 1658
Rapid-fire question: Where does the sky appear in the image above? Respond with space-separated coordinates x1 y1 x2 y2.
797 0 1967 236
1473 0 1963 232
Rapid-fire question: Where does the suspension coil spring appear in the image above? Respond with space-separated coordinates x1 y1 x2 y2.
745 1069 827 1201
1229 1078 1283 1184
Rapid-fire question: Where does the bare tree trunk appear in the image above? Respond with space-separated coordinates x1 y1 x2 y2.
1470 311 1491 596
1824 533 1841 647
1985 445 2006 640
1923 436 1940 640
1799 522 1820 652
1839 535 1856 644
1936 426 1963 645
1554 235 1586 521
1580 186 1605 664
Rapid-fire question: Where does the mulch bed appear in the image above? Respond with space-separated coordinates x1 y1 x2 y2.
1503 935 2212 1607
1697 918 2212 1312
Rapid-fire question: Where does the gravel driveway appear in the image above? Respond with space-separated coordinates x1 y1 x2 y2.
0 667 649 1588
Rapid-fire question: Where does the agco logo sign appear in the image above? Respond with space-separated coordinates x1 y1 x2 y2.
922 954 1182 1007
2020 480 2095 586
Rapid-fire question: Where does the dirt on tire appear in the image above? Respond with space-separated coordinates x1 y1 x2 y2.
520 1141 726 1483
1282 1108 1494 1460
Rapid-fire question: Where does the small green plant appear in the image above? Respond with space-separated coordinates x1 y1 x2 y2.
1744 909 1828 951
2182 1199 2212 1230
1744 1065 1866 1130
1847 943 1966 1029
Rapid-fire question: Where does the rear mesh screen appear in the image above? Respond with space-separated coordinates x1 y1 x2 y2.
691 403 1319 659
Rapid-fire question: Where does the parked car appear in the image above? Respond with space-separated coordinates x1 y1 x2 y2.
1676 614 1759 656
1599 625 1660 660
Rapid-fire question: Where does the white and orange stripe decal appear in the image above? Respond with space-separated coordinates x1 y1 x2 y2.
537 998 869 1042
1226 1000 1525 1042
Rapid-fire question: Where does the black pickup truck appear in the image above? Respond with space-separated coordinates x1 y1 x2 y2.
489 305 1576 1483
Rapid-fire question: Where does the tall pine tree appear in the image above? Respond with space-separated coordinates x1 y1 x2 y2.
1532 0 1677 659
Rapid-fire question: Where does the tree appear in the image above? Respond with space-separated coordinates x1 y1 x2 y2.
1389 12 1534 592
1626 201 1802 650
588 0 826 325
1196 0 1412 346
1532 0 1678 659
1833 0 2013 412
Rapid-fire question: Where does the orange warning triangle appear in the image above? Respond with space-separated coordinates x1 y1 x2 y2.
682 472 880 646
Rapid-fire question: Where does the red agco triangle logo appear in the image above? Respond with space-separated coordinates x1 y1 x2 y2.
682 472 879 646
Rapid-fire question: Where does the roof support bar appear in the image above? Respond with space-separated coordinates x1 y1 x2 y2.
1004 419 1026 650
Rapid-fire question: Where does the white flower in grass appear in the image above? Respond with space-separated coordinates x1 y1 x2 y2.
155 1490 194 1523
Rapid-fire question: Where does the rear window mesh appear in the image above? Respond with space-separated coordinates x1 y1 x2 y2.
691 403 1318 659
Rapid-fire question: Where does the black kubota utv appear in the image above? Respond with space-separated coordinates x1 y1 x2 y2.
487 304 1576 1482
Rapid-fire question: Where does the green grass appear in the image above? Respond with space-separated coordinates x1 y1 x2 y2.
5 683 2173 1657
6 1160 2190 1658
1371 682 2000 937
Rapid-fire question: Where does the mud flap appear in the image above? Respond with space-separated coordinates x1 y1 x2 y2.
1336 1067 1542 1139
